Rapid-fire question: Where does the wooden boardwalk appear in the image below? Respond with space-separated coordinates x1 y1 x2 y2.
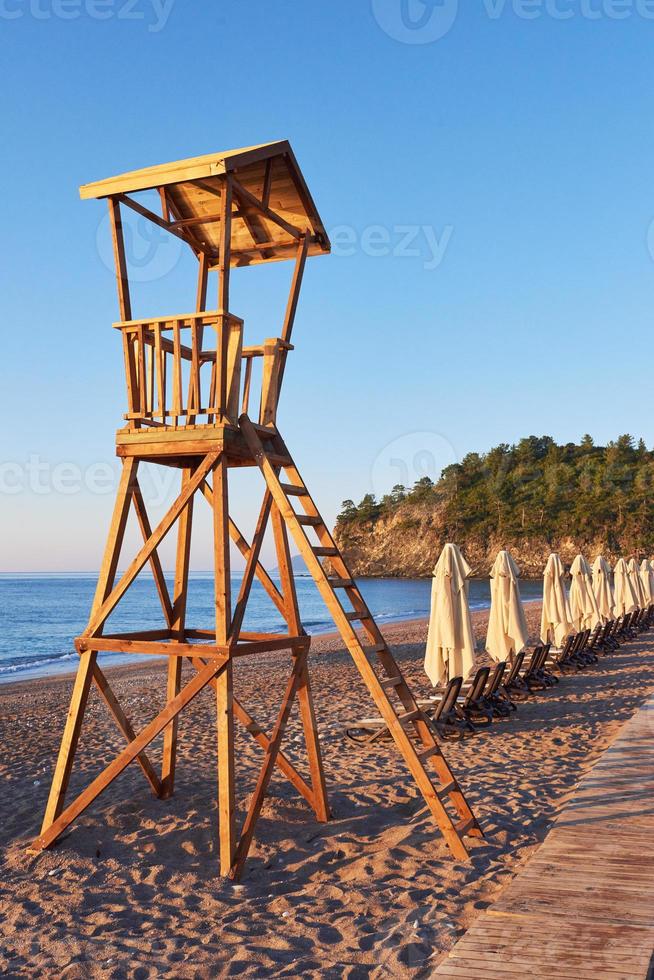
434 693 654 979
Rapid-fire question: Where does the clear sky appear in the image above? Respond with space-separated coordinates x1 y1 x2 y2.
2 0 654 572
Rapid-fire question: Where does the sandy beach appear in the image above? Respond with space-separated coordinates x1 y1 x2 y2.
2 603 654 977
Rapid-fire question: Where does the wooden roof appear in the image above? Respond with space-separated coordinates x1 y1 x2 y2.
79 141 330 267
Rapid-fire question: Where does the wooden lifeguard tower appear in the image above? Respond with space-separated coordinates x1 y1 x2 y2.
32 141 481 878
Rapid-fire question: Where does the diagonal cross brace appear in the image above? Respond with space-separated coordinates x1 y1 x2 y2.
91 662 162 797
84 451 220 638
32 660 224 852
230 487 275 640
90 477 318 820
200 479 286 617
187 655 318 816
229 648 309 880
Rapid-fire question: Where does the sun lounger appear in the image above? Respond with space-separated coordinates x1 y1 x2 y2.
482 661 514 718
598 619 618 651
503 650 529 701
428 676 468 740
570 629 593 667
579 624 602 663
523 643 556 689
522 644 544 690
456 666 493 727
619 612 637 639
607 616 624 648
344 675 471 745
632 607 650 633
549 634 577 672
344 716 394 745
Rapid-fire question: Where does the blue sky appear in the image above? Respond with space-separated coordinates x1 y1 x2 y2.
2 0 654 572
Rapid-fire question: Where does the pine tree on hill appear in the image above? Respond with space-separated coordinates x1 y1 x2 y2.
335 434 654 556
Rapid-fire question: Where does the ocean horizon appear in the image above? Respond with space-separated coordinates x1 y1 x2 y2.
0 572 544 685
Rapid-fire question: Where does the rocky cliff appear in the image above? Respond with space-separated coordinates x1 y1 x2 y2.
332 498 632 579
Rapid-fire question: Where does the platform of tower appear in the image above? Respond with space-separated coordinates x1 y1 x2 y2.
31 141 482 879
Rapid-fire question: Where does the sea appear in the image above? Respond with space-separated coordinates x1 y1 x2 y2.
0 573 544 685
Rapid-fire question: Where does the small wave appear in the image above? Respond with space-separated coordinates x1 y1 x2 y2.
0 650 77 676
301 619 333 631
374 608 427 619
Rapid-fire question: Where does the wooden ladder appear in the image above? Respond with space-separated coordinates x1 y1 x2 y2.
240 416 482 861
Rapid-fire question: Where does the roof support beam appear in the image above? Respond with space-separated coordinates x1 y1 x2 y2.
262 159 273 209
169 210 244 230
108 198 132 321
117 193 213 259
194 177 303 244
230 177 302 241
276 234 309 400
159 187 170 221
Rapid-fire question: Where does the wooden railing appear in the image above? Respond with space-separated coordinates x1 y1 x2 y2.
115 311 292 429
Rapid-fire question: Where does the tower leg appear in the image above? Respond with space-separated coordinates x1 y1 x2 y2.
213 456 236 875
40 457 141 834
271 504 330 822
216 664 236 876
40 651 96 833
161 465 194 798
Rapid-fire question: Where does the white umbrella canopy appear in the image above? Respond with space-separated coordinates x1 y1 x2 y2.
613 558 639 616
486 550 529 662
628 557 647 608
639 559 654 605
569 554 602 631
540 553 574 647
424 543 476 687
592 556 615 623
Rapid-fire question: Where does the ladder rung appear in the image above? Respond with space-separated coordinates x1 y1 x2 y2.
313 547 338 557
279 482 306 496
456 817 476 837
381 675 403 688
266 453 292 466
435 779 457 797
396 709 421 724
417 746 439 764
364 642 387 655
345 610 370 622
329 578 354 589
296 515 322 527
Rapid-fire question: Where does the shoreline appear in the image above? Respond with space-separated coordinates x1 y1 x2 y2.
0 598 543 692
0 614 432 695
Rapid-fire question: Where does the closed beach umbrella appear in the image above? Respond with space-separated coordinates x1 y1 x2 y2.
486 549 529 662
569 554 602 631
592 556 614 623
639 559 654 605
628 557 647 608
540 553 574 647
613 558 639 616
425 543 476 686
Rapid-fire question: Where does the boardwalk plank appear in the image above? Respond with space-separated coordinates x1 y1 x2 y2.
434 691 654 978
